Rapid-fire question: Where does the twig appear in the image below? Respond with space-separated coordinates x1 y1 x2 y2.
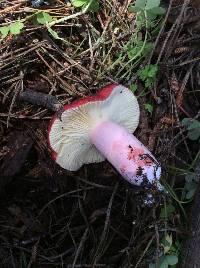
92 183 119 266
19 89 62 112
72 228 89 268
48 0 93 27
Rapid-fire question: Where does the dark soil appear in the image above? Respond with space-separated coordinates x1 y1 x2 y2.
0 0 200 267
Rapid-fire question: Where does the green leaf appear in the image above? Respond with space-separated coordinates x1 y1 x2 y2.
165 255 178 265
186 188 196 199
188 129 200 140
159 256 169 268
72 0 86 7
160 204 175 219
127 45 142 59
182 118 191 127
72 0 99 11
148 6 166 15
185 173 197 182
130 84 137 93
182 118 200 140
85 0 99 12
146 0 160 10
134 0 147 9
0 26 9 38
128 5 142 12
137 64 158 80
161 234 173 254
147 65 158 77
149 263 156 268
37 12 53 24
185 181 198 191
187 120 200 130
146 11 157 22
145 103 153 114
142 42 154 56
9 21 24 35
47 27 59 39
183 180 198 200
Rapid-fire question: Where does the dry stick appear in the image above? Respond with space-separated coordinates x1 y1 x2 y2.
19 89 62 112
44 33 90 76
0 41 46 62
79 16 112 57
48 0 92 27
0 0 28 14
92 183 119 266
38 46 86 96
179 63 195 96
148 0 173 65
156 0 191 65
72 228 89 268
43 49 88 91
87 26 95 72
35 49 78 96
175 56 200 67
7 75 23 127
172 95 192 161
37 187 94 218
134 235 155 268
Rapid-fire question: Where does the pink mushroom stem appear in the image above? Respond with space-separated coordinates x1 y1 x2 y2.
90 121 163 190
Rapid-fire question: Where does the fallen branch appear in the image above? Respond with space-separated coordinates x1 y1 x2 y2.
19 89 62 112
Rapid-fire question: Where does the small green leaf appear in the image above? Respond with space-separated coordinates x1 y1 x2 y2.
186 188 196 199
72 0 86 7
182 118 191 127
148 65 158 77
185 173 197 182
127 45 142 59
160 204 175 219
142 42 154 56
134 0 146 9
183 180 198 200
130 84 137 93
9 21 24 35
145 103 153 114
185 181 198 191
148 6 166 15
161 234 173 254
128 5 142 13
0 26 9 38
165 255 178 265
137 64 158 80
85 0 99 12
149 263 156 268
182 118 200 140
188 129 200 140
72 0 99 11
37 12 53 24
187 120 200 130
159 256 169 268
146 0 161 10
146 11 157 22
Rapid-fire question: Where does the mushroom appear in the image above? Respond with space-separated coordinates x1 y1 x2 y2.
48 84 163 191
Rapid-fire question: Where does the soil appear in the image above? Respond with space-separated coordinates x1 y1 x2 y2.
0 0 200 267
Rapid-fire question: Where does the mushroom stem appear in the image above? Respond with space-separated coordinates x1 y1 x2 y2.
90 121 163 190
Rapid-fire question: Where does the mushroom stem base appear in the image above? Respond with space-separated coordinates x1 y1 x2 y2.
90 121 162 190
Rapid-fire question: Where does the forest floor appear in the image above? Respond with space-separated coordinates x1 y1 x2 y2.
0 0 200 267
